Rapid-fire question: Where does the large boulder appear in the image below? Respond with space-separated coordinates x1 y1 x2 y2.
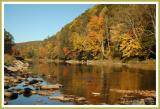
13 60 25 72
6 66 18 72
4 60 29 73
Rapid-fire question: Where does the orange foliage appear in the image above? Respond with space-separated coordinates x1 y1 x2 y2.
11 46 17 55
19 47 28 57
86 15 105 52
63 47 69 56
39 47 47 58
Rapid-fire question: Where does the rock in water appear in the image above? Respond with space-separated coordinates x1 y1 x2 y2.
91 92 100 96
4 91 18 99
31 90 37 94
49 96 64 100
23 88 32 97
4 92 13 98
144 97 155 105
41 84 63 90
131 99 145 105
49 96 73 102
38 91 52 96
4 101 8 105
76 97 86 102
29 79 39 85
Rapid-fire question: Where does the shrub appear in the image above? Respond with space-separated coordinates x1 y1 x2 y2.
4 54 14 66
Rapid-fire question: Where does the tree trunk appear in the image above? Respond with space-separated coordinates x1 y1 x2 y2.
101 39 105 60
107 28 111 53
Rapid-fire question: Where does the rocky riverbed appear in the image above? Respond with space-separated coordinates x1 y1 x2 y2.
4 60 89 105
4 60 156 105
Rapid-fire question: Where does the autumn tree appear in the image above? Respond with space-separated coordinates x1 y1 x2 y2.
39 47 47 59
72 32 87 60
86 15 105 59
120 33 142 59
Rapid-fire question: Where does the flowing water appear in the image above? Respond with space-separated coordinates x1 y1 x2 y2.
7 62 156 105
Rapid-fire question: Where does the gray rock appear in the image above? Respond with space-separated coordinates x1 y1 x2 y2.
4 100 8 105
131 99 145 105
144 97 155 105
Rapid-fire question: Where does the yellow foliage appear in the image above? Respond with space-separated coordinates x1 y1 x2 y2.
120 34 142 58
72 32 85 51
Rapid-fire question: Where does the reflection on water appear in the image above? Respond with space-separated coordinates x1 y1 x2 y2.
30 62 156 104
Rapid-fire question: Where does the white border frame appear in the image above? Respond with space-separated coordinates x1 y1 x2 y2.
1 1 159 108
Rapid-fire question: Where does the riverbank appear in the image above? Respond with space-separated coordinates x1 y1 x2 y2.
44 59 156 71
25 58 156 71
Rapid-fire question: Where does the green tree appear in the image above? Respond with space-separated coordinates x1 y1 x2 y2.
4 29 14 54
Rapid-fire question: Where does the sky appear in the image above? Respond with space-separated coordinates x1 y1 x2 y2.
4 4 94 43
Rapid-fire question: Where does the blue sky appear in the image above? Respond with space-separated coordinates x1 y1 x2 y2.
4 4 94 43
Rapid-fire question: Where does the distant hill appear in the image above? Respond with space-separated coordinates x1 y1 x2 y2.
15 41 42 47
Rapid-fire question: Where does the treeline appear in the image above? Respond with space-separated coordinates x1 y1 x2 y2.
14 4 156 61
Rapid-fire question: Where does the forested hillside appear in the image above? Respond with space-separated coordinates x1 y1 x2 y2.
15 4 156 61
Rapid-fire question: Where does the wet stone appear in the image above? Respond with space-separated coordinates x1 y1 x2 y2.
40 84 63 90
31 90 37 94
76 97 86 102
91 92 101 96
23 88 32 97
38 91 52 96
144 97 156 105
4 91 18 100
29 79 39 85
49 95 73 102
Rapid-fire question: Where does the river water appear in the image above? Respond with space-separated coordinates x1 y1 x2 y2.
8 62 156 105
